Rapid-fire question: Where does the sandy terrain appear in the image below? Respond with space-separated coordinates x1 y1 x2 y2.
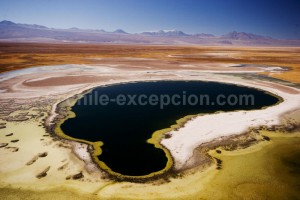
0 42 300 83
0 43 300 199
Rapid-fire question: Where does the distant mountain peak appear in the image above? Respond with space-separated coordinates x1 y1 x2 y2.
0 20 48 29
113 29 128 34
0 20 17 26
222 31 272 40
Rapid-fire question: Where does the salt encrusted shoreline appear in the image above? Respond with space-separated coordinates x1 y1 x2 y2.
161 79 300 169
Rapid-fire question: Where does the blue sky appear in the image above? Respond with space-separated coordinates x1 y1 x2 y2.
0 0 299 39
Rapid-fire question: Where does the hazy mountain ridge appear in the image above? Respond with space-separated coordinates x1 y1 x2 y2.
0 20 49 29
0 20 299 46
221 31 273 40
141 30 189 37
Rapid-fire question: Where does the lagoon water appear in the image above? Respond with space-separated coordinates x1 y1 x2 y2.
60 81 279 176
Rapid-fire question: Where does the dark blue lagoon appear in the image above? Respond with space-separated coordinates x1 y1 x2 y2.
59 81 279 177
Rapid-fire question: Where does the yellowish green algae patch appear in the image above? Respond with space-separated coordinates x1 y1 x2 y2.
36 130 300 199
1 131 299 199
201 131 300 200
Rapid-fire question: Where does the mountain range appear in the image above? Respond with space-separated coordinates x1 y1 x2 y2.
0 20 299 46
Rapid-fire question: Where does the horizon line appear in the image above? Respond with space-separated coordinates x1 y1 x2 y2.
0 19 286 39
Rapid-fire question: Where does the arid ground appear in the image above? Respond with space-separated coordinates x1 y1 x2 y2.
0 42 300 83
0 42 299 199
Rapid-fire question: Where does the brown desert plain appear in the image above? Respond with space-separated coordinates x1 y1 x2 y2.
0 42 300 199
